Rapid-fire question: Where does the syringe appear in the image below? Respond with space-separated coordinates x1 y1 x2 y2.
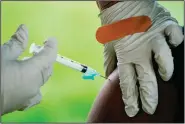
29 43 107 80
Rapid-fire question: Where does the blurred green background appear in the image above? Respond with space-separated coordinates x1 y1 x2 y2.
1 1 184 122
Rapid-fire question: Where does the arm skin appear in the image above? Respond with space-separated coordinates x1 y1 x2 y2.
87 27 184 123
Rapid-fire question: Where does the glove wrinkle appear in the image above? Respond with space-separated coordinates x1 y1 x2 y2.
104 42 117 77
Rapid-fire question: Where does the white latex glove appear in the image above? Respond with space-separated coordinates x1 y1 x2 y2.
100 1 183 117
1 24 57 115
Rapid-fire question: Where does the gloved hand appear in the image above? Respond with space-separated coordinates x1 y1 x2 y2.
1 24 57 115
100 1 183 117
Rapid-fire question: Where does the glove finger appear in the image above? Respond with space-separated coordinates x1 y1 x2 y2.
18 91 42 111
104 43 117 77
152 34 174 81
27 37 57 71
135 60 158 115
2 24 28 60
164 24 183 47
118 63 139 117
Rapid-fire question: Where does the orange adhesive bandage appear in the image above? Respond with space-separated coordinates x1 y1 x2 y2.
96 16 152 44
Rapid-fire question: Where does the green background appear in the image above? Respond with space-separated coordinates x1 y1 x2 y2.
1 1 184 122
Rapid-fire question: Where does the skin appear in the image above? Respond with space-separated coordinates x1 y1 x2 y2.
96 1 119 11
87 40 184 123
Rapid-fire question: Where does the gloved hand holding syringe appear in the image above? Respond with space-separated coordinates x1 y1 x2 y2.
29 43 107 80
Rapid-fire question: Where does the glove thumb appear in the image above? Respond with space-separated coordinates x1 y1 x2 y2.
28 38 58 70
164 24 183 47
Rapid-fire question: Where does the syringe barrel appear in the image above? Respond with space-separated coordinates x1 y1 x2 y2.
30 43 86 72
56 55 84 72
29 43 105 80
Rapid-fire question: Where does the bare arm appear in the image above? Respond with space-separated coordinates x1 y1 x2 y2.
87 69 179 123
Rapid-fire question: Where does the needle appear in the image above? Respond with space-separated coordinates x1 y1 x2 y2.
100 75 107 79
100 75 111 81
